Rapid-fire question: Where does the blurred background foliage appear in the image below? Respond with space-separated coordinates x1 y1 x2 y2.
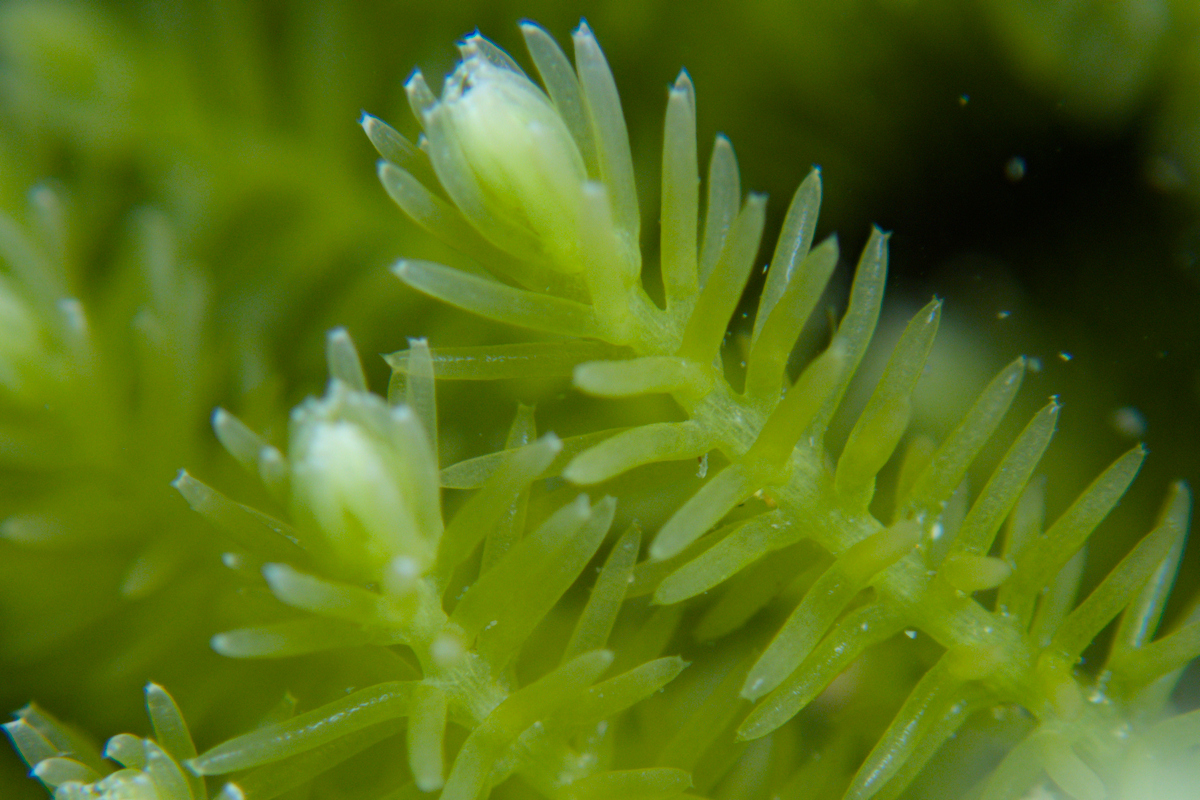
1 0 1198 796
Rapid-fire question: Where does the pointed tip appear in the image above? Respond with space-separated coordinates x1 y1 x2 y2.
381 349 405 370
212 407 228 427
920 296 943 323
358 110 373 128
561 461 587 486
218 782 247 800
170 469 189 490
648 539 673 562
326 326 350 343
457 28 482 49
391 259 411 279
415 777 445 793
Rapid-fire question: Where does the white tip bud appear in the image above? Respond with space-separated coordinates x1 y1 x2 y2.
289 386 438 581
427 37 588 271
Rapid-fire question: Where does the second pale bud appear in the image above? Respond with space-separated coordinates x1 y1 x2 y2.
289 382 440 583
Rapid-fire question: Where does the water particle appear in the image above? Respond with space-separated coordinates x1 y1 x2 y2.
930 522 944 541
1110 406 1146 438
1057 351 1072 362
996 310 1011 320
1028 357 1043 373
1005 156 1026 182
958 94 970 106
904 629 917 639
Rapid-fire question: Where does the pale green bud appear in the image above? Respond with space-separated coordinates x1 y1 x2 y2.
289 383 437 581
418 36 588 272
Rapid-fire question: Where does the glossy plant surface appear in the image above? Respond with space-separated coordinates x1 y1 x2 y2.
3 7 1200 800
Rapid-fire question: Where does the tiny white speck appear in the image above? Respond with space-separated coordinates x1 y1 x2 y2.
1057 351 1072 362
904 629 917 639
1028 357 1043 373
930 522 944 541
1110 406 1146 439
996 310 1011 320
1005 156 1026 182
